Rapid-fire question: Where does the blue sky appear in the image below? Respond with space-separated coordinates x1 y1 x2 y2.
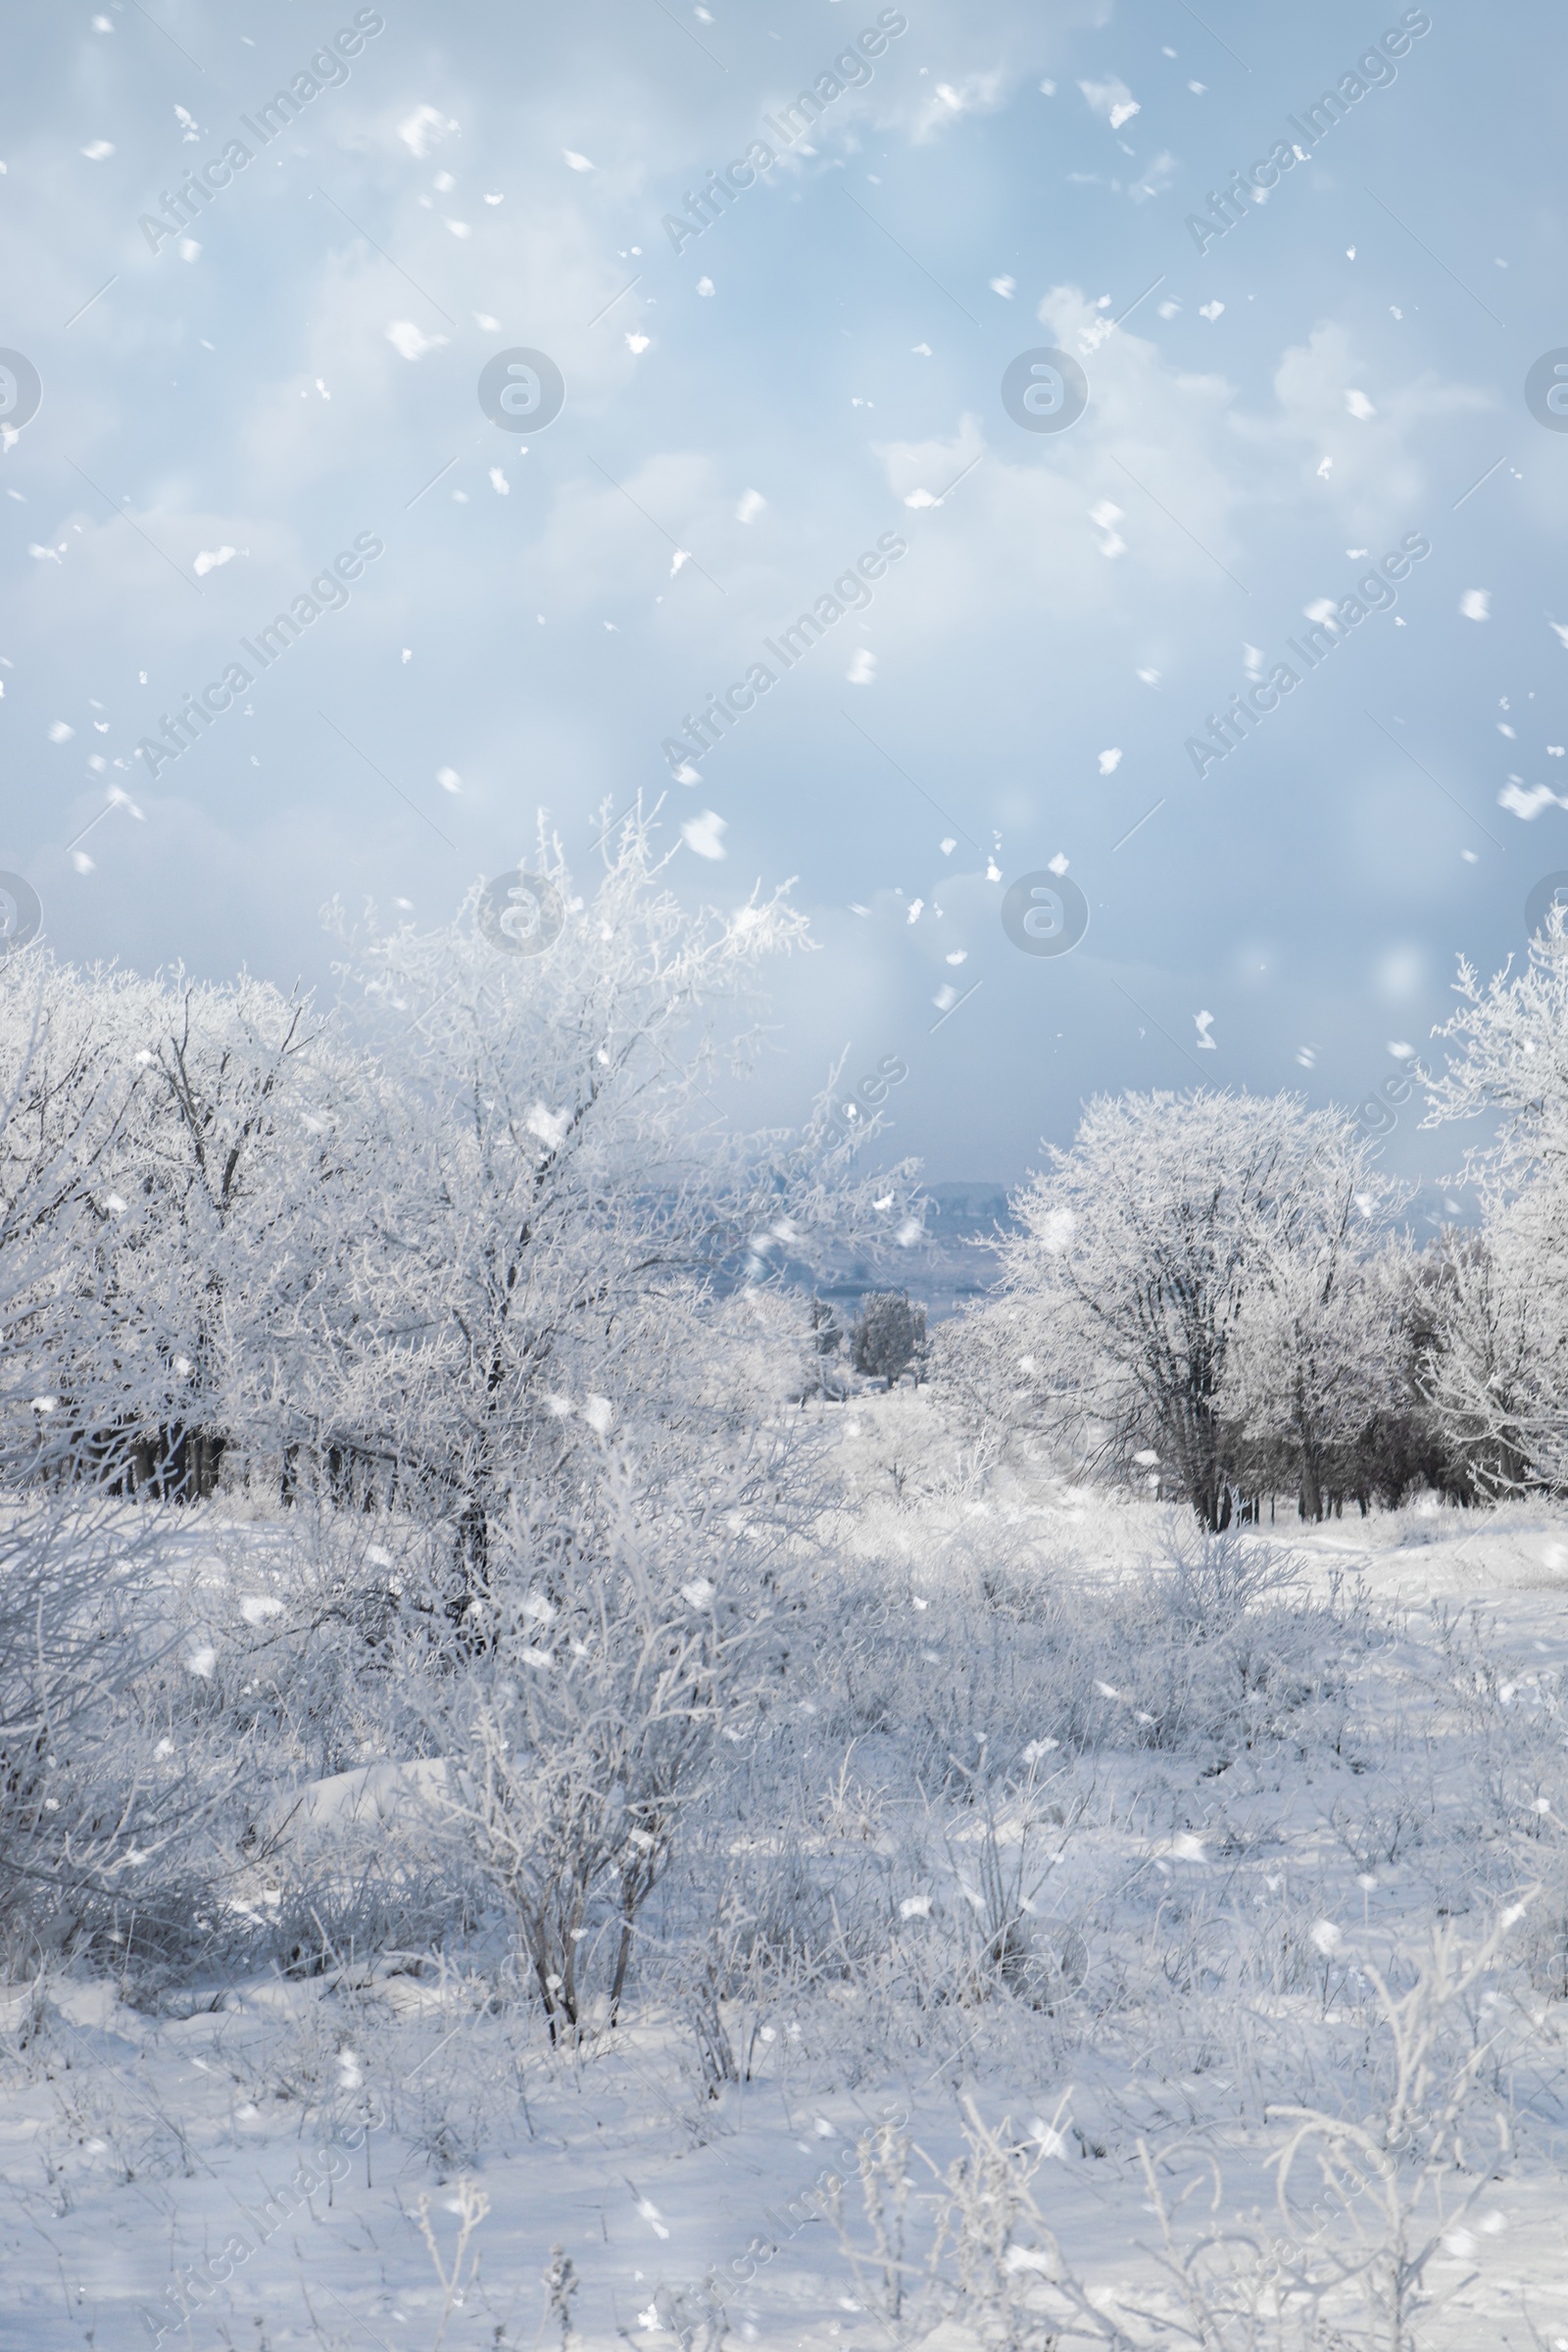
3 0 1565 1198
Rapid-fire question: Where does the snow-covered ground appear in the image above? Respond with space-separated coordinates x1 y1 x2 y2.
7 1400 1568 2351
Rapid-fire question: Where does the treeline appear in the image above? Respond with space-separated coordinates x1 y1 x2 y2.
935 927 1568 1525
7 819 1565 1540
0 819 913 1562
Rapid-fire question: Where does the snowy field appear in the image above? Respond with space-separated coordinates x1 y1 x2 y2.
6 1396 1568 2352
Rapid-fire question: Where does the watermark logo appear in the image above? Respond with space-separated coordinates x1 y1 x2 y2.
0 872 42 956
1184 11 1432 258
827 1053 908 1139
135 534 385 780
140 2094 387 2346
1184 531 1431 779
1525 870 1568 952
1001 348 1089 435
480 869 565 956
0 350 42 433
1350 1053 1417 1143
660 10 909 254
1002 869 1090 956
1525 351 1568 433
478 349 565 434
138 13 387 259
662 531 907 774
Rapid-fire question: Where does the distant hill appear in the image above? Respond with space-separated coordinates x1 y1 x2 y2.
803 1179 1014 1325
915 1181 1014 1319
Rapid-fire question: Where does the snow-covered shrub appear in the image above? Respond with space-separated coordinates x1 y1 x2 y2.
799 1511 1373 1782
819 1910 1528 2351
424 1437 800 2040
924 1297 1054 1484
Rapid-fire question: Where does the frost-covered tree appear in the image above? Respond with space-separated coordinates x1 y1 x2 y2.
0 953 369 1496
0 814 916 1531
0 954 159 1476
1421 930 1568 1489
1220 1151 1405 1521
1413 1223 1540 1495
306 811 916 1573
852 1290 927 1391
999 1090 1394 1527
104 975 361 1496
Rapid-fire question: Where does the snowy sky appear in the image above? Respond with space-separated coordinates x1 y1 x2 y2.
2 0 1564 1192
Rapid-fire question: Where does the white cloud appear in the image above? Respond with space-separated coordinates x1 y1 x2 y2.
873 413 986 512
1232 319 1488 518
